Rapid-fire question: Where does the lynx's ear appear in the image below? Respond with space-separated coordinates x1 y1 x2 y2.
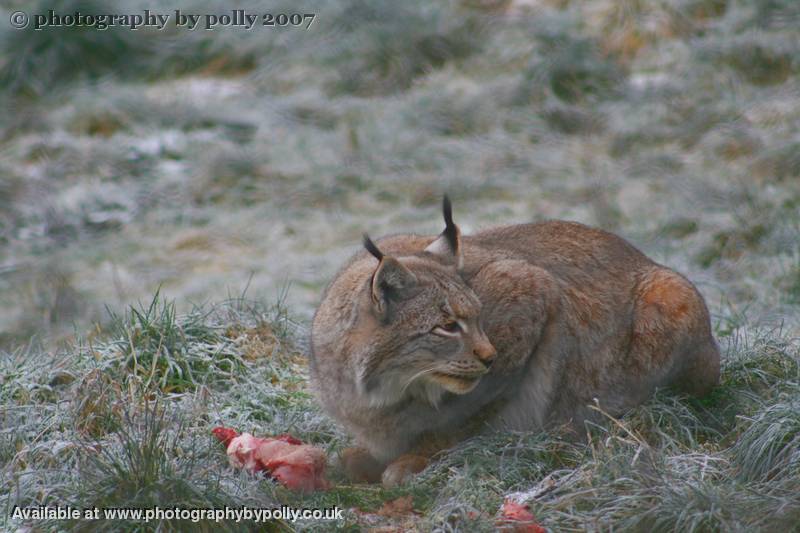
363 234 418 316
424 195 463 269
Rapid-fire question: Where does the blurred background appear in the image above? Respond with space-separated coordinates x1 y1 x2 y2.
1 0 798 351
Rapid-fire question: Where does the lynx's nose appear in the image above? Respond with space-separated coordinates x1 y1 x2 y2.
473 342 497 368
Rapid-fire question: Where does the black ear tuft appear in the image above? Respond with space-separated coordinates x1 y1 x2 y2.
424 195 463 267
442 195 458 253
363 233 384 262
443 195 454 228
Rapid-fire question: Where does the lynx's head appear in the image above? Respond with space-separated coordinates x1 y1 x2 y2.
311 196 497 409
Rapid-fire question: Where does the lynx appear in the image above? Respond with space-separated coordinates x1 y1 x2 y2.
310 197 720 486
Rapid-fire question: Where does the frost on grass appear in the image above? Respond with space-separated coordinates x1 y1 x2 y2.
2 303 799 531
1 294 321 532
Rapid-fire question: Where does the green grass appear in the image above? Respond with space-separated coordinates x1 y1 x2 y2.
1 294 303 532
101 290 248 392
731 393 800 482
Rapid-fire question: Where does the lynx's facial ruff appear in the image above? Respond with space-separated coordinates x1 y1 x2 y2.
356 223 497 406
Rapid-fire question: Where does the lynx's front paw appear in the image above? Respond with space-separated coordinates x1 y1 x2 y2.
339 447 384 484
381 454 429 488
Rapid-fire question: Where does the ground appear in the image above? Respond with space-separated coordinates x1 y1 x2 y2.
1 0 799 531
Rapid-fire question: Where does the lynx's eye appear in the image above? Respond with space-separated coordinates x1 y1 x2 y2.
433 321 461 337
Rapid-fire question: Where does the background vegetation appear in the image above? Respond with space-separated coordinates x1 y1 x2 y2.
1 0 799 530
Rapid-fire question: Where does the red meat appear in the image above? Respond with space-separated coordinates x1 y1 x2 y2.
499 500 546 533
212 426 329 492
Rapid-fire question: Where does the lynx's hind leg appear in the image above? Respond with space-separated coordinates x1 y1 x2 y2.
631 268 720 397
676 338 721 396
